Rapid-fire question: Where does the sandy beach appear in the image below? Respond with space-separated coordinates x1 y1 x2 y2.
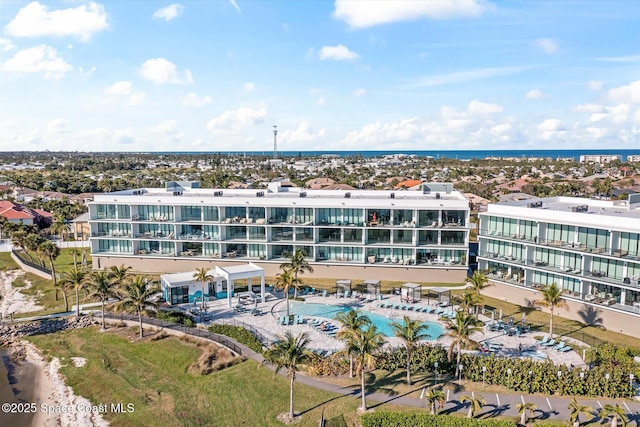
0 269 109 427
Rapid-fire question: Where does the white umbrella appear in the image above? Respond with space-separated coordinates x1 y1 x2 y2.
499 308 503 321
491 311 495 322
522 313 526 323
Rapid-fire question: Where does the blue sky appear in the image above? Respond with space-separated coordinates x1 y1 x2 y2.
0 0 638 152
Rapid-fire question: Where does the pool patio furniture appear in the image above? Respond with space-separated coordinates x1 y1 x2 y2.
553 341 566 350
537 336 550 345
559 345 573 352
542 339 557 347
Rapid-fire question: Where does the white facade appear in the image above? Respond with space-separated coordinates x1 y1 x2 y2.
579 154 622 164
478 196 640 317
88 182 470 278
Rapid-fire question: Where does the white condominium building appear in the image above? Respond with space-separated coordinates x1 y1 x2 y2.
88 181 470 282
579 154 622 164
478 195 640 325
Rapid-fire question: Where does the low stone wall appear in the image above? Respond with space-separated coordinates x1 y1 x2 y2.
0 316 97 345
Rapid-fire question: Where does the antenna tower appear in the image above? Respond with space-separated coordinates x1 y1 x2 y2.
273 125 278 159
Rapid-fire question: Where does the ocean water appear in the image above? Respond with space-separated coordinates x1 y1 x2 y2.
154 149 638 161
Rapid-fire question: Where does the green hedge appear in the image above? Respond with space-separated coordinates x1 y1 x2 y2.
155 310 195 327
208 324 263 354
459 353 633 398
361 412 516 427
376 345 451 374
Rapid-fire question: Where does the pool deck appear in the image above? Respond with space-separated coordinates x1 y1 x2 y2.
176 292 586 368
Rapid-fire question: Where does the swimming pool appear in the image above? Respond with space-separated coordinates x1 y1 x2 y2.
285 301 443 340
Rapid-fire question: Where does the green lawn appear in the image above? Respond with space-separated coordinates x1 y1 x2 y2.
0 252 19 271
26 327 425 427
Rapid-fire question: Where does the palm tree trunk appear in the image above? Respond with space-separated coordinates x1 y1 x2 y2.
349 355 354 378
138 310 144 338
521 412 526 426
361 370 367 411
549 307 554 338
62 291 68 312
468 406 473 418
101 300 106 330
406 350 411 385
285 293 290 317
201 281 206 310
611 416 617 427
289 375 295 419
75 287 80 316
456 342 462 378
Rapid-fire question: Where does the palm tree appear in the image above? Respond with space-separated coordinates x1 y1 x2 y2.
61 269 86 316
37 240 60 295
263 331 312 421
193 267 213 310
352 324 385 411
69 248 81 270
335 309 371 378
108 264 132 288
114 275 159 338
568 397 593 427
534 282 567 338
280 248 313 298
460 394 486 418
445 310 483 379
390 316 430 385
10 229 27 253
517 401 537 426
50 216 71 241
465 270 491 315
457 292 482 316
86 270 116 330
24 233 44 264
599 404 628 427
424 388 446 415
274 268 301 318
54 277 71 312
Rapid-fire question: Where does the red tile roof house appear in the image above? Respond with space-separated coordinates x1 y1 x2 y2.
0 201 53 227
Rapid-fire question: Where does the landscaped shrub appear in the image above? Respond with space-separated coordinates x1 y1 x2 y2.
361 412 516 427
155 310 195 327
306 354 349 376
459 353 634 398
376 344 451 374
208 324 263 354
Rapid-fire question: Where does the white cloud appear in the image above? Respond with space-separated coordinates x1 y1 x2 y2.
106 80 132 95
206 106 267 133
344 118 422 146
526 89 547 99
148 120 178 134
5 1 109 42
468 100 502 114
535 38 559 54
410 66 531 88
2 45 72 79
333 0 490 28
128 92 146 105
317 97 326 106
0 38 15 52
79 66 96 77
574 103 603 113
47 118 69 133
183 92 212 107
588 80 603 91
607 80 640 104
229 0 242 14
152 4 184 21
538 118 564 132
244 82 255 92
354 88 366 97
140 58 193 84
281 121 326 143
319 44 360 61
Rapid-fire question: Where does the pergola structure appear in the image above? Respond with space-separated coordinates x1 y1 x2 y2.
336 279 352 294
215 263 265 308
401 283 422 303
424 286 452 306
363 279 381 298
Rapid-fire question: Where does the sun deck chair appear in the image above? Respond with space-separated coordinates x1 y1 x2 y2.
322 290 328 297
537 336 550 345
277 316 285 326
543 339 557 347
553 341 566 350
559 345 573 353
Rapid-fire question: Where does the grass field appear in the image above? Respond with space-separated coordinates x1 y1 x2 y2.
27 327 424 427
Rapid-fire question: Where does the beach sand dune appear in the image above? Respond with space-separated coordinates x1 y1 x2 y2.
0 270 43 318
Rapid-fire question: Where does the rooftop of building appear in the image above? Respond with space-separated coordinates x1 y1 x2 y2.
92 181 470 209
484 195 640 230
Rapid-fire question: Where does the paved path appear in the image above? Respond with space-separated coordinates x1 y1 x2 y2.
7 305 640 424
